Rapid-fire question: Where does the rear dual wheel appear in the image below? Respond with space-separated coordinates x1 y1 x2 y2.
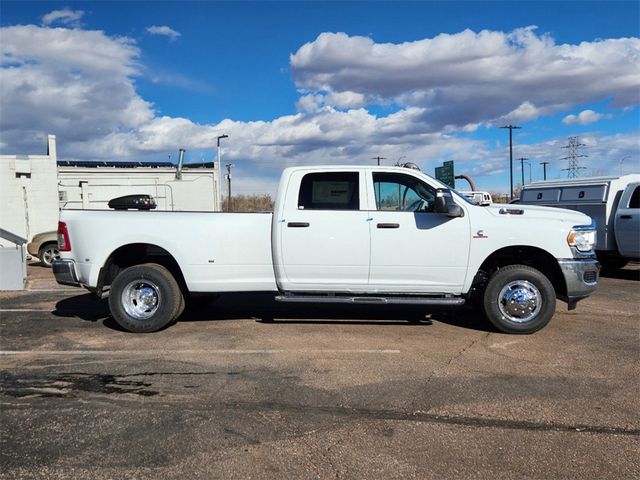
109 263 184 333
482 265 556 334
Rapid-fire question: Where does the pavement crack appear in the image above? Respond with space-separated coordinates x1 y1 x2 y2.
445 332 491 368
411 332 491 412
227 401 640 438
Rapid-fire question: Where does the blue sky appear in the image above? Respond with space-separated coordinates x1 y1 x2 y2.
1 1 639 194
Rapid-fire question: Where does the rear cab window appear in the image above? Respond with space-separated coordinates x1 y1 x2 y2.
297 172 360 210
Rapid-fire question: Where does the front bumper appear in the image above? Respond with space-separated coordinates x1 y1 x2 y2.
557 258 600 309
52 259 81 287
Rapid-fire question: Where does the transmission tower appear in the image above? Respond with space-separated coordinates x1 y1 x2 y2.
561 136 587 178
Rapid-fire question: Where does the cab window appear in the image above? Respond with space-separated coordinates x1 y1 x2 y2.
373 173 435 212
298 172 360 210
628 186 640 209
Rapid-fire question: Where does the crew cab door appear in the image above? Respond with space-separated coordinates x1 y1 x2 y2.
367 171 471 293
275 171 371 291
614 183 640 258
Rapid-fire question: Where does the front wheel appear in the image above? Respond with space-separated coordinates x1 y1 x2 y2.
108 263 184 333
482 265 556 334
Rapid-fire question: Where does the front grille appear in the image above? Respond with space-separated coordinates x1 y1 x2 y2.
583 271 597 283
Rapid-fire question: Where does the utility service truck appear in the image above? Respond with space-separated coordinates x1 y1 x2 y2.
54 166 600 334
520 174 639 270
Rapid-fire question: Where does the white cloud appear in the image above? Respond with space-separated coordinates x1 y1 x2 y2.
296 93 324 112
146 25 182 41
562 109 606 125
41 8 84 27
290 28 640 130
296 90 366 112
0 25 151 152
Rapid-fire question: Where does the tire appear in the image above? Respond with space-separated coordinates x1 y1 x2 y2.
38 243 60 268
596 252 628 272
482 265 556 334
108 263 183 333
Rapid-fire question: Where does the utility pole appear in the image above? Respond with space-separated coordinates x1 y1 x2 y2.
501 125 521 200
371 156 386 166
216 134 229 211
225 163 233 212
619 156 630 175
518 157 528 186
540 161 550 180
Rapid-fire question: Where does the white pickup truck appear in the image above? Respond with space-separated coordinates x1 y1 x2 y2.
54 165 600 334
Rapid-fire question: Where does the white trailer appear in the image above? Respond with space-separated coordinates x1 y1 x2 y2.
58 161 221 212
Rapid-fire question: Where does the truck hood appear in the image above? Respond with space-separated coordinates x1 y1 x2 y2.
485 203 593 226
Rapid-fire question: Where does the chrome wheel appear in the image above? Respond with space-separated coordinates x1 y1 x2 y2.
41 246 60 267
121 280 161 321
498 280 541 323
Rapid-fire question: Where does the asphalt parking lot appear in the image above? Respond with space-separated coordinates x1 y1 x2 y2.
1 264 638 479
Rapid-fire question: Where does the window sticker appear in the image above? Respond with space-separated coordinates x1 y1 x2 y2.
312 181 351 204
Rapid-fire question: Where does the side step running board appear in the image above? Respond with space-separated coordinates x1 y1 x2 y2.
275 295 465 306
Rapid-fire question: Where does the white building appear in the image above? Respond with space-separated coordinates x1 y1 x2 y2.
1 135 221 248
0 135 59 247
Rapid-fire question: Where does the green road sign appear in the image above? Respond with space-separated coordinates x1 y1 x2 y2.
435 161 455 188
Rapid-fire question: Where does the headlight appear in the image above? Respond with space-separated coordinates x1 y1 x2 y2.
567 223 596 253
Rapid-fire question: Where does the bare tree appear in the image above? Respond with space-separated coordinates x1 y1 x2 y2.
222 194 274 212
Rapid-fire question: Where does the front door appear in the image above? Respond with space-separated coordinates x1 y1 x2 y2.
614 183 640 258
368 172 471 293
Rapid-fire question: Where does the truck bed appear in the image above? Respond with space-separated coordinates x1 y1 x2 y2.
61 209 277 292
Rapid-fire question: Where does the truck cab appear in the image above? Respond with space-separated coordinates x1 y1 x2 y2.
273 167 470 293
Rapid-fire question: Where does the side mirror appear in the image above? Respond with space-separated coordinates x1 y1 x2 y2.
435 188 464 217
434 188 449 214
446 204 464 218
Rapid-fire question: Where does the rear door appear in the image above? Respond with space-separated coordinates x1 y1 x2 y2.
276 170 371 291
614 183 640 258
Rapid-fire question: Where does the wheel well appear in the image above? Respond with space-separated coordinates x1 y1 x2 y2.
39 241 57 252
98 243 187 295
472 246 566 298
